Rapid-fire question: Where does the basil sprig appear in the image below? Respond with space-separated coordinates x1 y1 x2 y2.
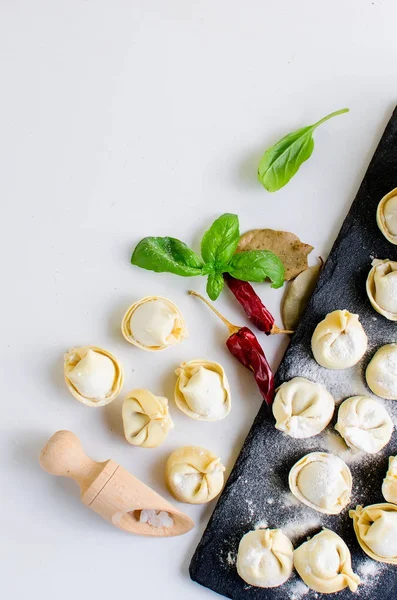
258 108 349 192
131 214 284 300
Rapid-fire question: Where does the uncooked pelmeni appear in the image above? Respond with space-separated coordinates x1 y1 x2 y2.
293 529 360 593
166 446 225 504
236 529 293 588
366 259 397 321
377 187 397 245
382 456 397 504
366 344 397 400
289 452 352 515
273 377 335 438
122 389 174 448
350 503 397 564
121 296 187 351
64 346 124 407
311 309 367 369
335 396 393 454
174 359 231 421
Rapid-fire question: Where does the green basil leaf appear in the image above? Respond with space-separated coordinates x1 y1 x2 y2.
227 250 285 288
258 108 349 192
131 237 203 277
201 213 240 268
206 273 225 301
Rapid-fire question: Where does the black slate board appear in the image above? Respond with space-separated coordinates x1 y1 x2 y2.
190 106 397 600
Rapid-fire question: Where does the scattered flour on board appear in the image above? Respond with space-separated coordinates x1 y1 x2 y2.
246 498 255 518
281 516 322 543
286 580 309 599
254 518 269 530
284 354 369 405
283 493 301 508
226 551 236 566
323 430 365 464
355 559 386 597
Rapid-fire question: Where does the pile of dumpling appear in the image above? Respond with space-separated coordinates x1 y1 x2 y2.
237 189 397 594
236 308 397 592
237 368 397 592
63 296 232 516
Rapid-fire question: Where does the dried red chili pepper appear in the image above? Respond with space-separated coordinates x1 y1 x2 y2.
224 274 293 335
189 291 274 406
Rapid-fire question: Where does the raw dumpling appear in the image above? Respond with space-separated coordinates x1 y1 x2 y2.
237 529 293 588
273 377 335 438
377 187 397 245
311 310 367 369
289 452 352 515
64 346 124 407
335 396 393 454
382 457 397 504
350 503 397 564
122 389 174 448
366 344 397 400
175 359 231 421
166 446 225 504
366 259 397 320
293 529 360 593
121 296 187 351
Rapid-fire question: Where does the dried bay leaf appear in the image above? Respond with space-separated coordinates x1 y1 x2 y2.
237 229 313 280
282 260 323 330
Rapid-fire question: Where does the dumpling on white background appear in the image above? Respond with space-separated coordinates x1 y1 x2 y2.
174 359 231 421
166 446 225 504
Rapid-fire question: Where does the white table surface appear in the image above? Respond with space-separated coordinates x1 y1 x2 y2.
2 1 397 598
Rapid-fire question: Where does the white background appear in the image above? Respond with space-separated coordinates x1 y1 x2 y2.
1 1 397 599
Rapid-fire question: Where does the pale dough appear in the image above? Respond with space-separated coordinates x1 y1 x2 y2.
122 389 174 448
166 446 225 504
335 396 393 454
293 529 360 593
237 529 293 588
289 452 352 514
350 503 397 564
273 377 335 438
311 309 367 369
175 359 231 421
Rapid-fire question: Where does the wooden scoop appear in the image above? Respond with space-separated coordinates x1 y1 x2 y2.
39 430 194 537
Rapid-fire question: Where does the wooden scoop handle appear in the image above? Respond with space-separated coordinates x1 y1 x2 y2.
39 430 106 492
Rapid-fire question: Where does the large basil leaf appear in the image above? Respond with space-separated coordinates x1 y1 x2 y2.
131 237 203 277
201 213 240 269
227 250 285 288
258 108 349 192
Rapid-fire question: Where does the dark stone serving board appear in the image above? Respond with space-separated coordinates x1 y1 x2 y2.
190 106 397 600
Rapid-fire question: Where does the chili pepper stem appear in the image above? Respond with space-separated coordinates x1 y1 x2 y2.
188 291 240 335
271 324 294 335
